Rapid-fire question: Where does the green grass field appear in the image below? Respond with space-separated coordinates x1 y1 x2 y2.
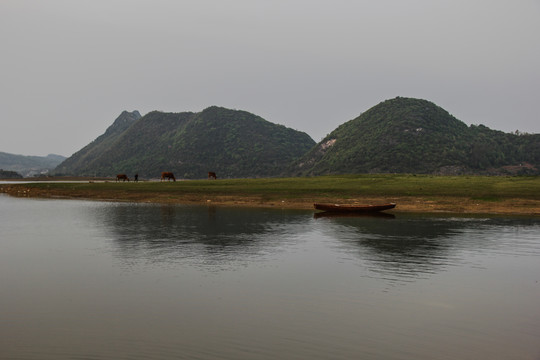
11 174 540 201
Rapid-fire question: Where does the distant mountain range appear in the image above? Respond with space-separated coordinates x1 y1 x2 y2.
3 98 539 178
0 152 66 177
54 107 315 178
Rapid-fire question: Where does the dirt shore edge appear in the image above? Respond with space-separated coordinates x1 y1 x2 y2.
2 183 539 216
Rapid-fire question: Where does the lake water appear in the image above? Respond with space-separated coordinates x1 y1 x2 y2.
1 194 539 360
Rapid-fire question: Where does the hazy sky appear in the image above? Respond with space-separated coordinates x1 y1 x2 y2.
1 0 539 156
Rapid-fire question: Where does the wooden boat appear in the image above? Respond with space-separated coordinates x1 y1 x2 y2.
314 203 396 213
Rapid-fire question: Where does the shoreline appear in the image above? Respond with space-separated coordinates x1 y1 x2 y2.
2 182 539 216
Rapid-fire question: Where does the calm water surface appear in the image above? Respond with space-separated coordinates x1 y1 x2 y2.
1 194 539 360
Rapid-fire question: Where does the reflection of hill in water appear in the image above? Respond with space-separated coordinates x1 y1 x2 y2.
316 214 539 282
94 203 311 267
95 203 540 280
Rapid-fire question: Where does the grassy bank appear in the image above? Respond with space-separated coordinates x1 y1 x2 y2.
2 174 540 215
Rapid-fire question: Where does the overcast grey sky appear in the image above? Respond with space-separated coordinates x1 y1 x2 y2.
1 0 539 156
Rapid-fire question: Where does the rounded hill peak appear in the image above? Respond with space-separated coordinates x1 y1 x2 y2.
354 97 465 132
291 97 472 175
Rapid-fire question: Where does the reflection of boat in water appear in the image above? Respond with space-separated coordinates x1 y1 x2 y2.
314 211 395 219
314 203 396 213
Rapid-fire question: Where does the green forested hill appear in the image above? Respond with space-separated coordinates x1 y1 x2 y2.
54 107 315 179
54 98 539 178
54 110 142 175
290 97 539 175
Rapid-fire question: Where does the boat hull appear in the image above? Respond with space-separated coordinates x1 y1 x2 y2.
314 211 395 219
314 203 396 213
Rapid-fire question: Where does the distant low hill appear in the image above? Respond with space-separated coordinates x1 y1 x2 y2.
54 107 316 179
290 97 539 175
0 152 66 177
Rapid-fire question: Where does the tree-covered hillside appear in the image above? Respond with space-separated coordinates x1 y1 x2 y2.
291 97 539 175
54 107 315 179
54 110 142 175
54 98 539 178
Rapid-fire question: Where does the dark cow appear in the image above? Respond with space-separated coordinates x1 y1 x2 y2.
161 172 176 182
208 172 217 180
116 174 130 182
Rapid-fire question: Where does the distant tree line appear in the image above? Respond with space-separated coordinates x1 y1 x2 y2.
0 169 23 179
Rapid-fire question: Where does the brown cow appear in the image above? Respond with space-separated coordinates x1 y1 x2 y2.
116 174 130 182
208 171 217 180
161 172 176 182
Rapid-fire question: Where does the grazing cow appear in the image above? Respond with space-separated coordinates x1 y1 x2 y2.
116 174 130 182
161 172 176 182
208 171 217 180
